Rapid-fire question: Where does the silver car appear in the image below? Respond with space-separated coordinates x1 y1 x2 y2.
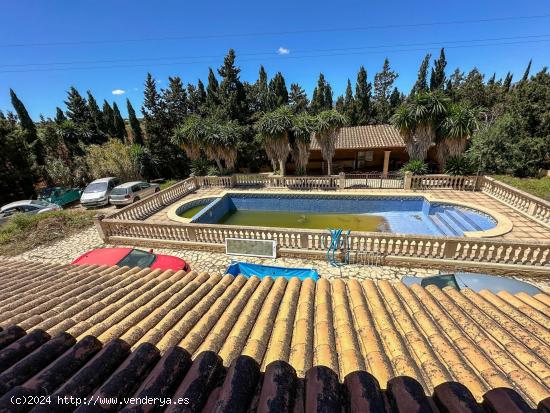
109 181 160 208
0 200 61 222
402 272 541 295
80 177 120 208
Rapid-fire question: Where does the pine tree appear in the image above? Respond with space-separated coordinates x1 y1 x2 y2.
288 83 309 113
87 91 105 134
127 99 143 145
9 89 36 142
521 59 532 82
269 72 289 109
354 66 372 124
206 67 220 112
411 54 431 94
373 58 398 122
217 49 248 122
112 102 126 141
54 107 66 124
430 48 447 91
102 101 115 136
64 87 91 124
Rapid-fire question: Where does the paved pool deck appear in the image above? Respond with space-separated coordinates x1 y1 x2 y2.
144 187 550 242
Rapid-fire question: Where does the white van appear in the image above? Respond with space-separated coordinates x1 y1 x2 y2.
80 177 120 208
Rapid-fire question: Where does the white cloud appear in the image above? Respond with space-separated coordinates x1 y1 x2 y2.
112 89 126 95
277 47 290 55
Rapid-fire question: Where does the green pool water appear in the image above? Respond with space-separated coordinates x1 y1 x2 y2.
180 204 207 218
217 210 389 231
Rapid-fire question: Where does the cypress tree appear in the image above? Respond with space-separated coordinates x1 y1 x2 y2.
288 83 308 113
374 58 398 122
503 72 514 92
429 48 447 91
411 54 431 94
127 99 143 145
102 100 116 136
335 96 345 113
197 80 207 103
323 82 333 109
112 102 126 141
253 66 270 112
269 72 289 109
64 87 91 124
355 66 372 125
164 76 188 128
54 107 66 124
310 73 330 114
342 79 356 125
87 91 105 133
9 89 37 142
206 67 220 111
521 59 532 82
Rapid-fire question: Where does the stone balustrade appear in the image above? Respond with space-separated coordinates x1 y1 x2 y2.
481 176 550 225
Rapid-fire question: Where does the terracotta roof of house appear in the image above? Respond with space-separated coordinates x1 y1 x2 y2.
309 124 405 150
0 259 549 411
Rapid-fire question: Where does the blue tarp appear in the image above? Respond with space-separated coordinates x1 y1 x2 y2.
226 261 319 281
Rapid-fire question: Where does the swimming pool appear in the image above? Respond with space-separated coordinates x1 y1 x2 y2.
178 193 497 236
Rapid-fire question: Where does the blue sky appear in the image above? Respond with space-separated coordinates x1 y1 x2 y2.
1 0 549 119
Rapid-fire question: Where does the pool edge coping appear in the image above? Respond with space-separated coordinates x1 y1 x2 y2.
165 190 513 238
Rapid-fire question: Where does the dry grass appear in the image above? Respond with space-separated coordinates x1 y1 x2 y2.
0 210 96 256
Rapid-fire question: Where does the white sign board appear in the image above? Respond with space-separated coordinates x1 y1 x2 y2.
225 238 277 258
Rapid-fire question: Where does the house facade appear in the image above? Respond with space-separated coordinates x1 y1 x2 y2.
295 124 436 175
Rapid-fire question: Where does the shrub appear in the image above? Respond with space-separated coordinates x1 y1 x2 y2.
444 155 475 175
85 139 142 181
400 160 429 175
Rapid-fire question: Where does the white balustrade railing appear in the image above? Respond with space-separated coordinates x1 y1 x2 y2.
481 177 550 225
98 219 550 267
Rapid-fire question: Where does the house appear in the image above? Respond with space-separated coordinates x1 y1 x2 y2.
301 124 438 175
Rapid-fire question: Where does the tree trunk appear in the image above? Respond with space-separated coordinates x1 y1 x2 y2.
279 159 286 176
214 157 223 173
327 159 332 176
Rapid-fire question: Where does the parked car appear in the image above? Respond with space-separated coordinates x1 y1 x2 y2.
0 200 61 223
109 181 160 208
401 272 541 295
38 187 82 207
72 247 190 272
80 177 120 208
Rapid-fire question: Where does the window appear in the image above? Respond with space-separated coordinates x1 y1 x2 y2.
117 249 156 268
139 183 150 190
84 182 108 193
131 185 142 192
110 188 128 196
22 205 40 212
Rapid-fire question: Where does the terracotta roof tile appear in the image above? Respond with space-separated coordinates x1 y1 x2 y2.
0 258 549 411
310 124 405 150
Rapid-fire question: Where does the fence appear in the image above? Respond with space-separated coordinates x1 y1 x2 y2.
344 173 404 189
98 219 550 268
481 176 550 225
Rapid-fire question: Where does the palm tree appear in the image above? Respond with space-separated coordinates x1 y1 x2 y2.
171 115 204 161
290 113 316 175
255 107 293 175
204 121 242 172
391 92 449 162
438 104 478 169
313 110 347 175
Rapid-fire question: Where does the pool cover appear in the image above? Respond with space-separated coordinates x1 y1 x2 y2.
225 261 319 281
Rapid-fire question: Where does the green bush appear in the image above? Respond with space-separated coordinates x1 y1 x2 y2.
85 139 142 181
400 160 429 175
444 155 475 175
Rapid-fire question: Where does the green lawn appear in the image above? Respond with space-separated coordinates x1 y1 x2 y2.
159 179 178 190
492 175 550 201
0 210 96 256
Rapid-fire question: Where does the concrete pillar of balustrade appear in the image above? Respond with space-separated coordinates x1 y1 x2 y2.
339 172 346 189
403 171 413 190
94 214 107 242
230 175 237 188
